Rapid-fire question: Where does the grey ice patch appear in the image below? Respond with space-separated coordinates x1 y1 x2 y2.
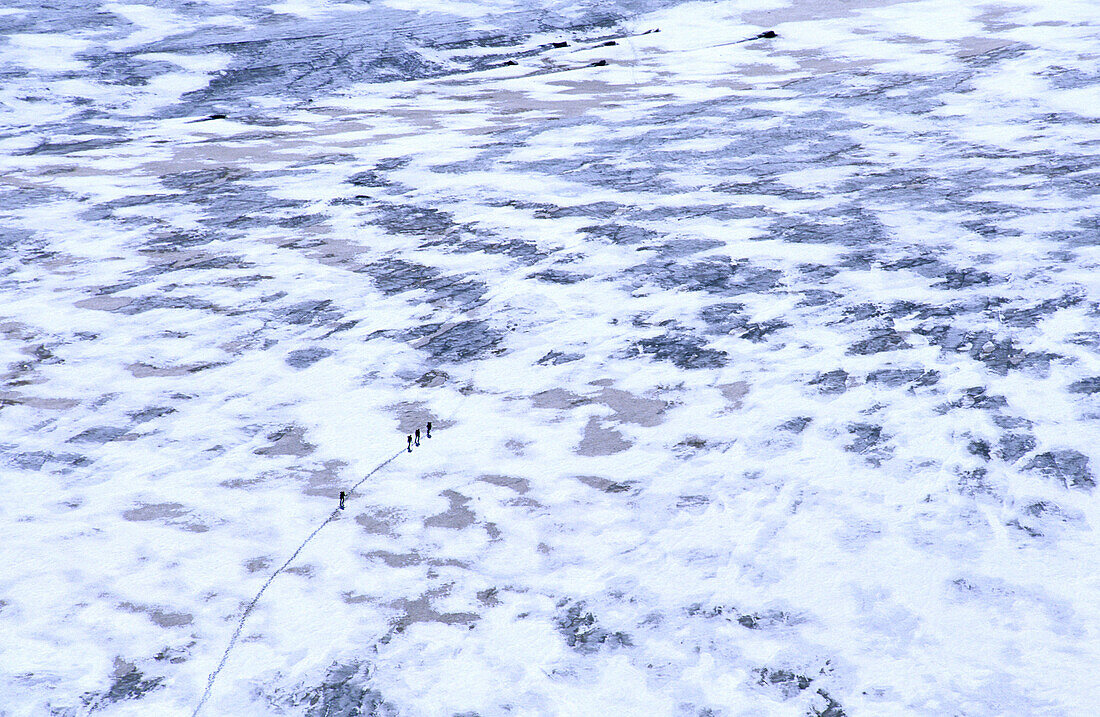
424 490 476 530
255 427 315 457
576 417 631 456
286 347 333 368
1024 450 1095 490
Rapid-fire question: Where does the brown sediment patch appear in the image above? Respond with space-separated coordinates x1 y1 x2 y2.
532 384 669 426
742 0 914 26
386 401 450 434
118 602 193 628
288 460 346 497
364 550 423 568
593 386 668 426
122 502 189 521
254 427 315 457
126 362 217 378
423 490 476 530
121 501 211 532
244 557 271 573
355 507 402 535
75 296 133 312
576 417 631 456
719 381 750 409
390 588 479 632
531 387 589 410
576 475 632 493
479 474 530 494
0 391 79 410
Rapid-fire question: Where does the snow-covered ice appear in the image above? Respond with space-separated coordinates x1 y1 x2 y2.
1 0 1099 714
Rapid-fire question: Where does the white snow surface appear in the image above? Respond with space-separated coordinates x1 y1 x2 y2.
1 0 1099 714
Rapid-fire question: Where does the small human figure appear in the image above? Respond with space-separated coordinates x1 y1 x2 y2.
414 428 421 447
339 491 346 510
407 435 413 452
426 421 432 439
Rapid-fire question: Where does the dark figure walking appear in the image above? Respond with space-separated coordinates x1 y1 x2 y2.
414 429 420 446
407 435 413 452
339 491 346 510
426 422 432 439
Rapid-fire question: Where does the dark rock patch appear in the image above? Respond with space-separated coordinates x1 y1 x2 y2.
998 433 1036 463
779 417 812 433
556 602 632 654
129 406 176 424
424 490 476 530
536 350 583 365
847 327 910 355
810 370 849 395
866 368 939 387
412 320 503 363
286 347 333 369
755 668 811 699
255 427 315 457
68 426 129 444
1068 377 1100 394
300 662 398 717
1025 450 1095 490
740 320 788 342
631 332 727 369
